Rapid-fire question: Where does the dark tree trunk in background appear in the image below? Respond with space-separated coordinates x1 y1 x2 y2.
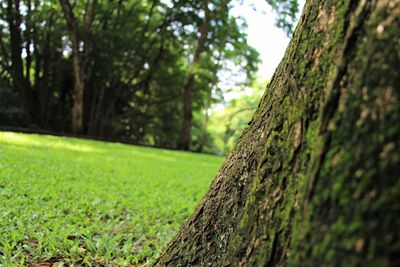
59 0 84 134
59 0 96 134
37 13 54 128
177 0 211 150
6 0 32 124
155 0 400 266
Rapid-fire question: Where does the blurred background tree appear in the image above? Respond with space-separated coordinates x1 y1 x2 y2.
0 0 299 152
204 79 266 155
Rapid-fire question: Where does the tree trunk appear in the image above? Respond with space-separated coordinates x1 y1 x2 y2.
177 0 211 150
71 52 85 134
155 0 400 266
59 0 84 133
6 0 32 124
59 0 96 134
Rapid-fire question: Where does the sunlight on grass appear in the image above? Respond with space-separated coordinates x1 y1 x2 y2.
0 132 99 153
0 132 223 266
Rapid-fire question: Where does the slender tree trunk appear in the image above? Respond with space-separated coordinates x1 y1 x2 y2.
59 0 96 134
177 0 211 150
38 13 54 128
6 0 31 124
25 0 32 88
155 0 400 266
59 0 84 133
27 0 42 127
71 42 85 134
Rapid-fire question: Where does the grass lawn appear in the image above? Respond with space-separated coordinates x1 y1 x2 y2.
0 132 223 266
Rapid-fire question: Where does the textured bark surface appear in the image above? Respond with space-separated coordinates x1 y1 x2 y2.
155 0 400 266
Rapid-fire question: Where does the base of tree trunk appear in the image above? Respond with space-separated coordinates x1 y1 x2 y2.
154 0 400 266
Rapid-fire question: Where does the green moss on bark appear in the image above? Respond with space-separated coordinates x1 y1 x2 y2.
154 0 400 266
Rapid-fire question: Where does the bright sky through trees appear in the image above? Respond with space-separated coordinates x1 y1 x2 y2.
234 0 306 79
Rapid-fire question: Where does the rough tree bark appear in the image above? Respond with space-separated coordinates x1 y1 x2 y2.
177 0 211 150
155 0 400 266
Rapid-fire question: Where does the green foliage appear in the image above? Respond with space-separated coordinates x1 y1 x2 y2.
0 0 300 151
266 0 300 36
0 132 223 265
0 0 262 148
205 80 266 155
